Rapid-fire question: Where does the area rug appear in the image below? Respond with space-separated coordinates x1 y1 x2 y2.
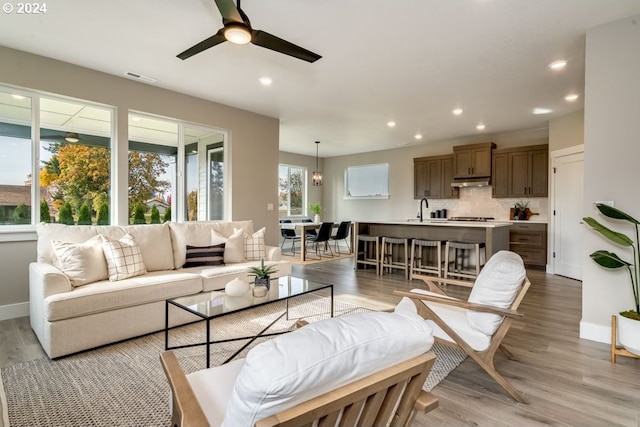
0 297 466 427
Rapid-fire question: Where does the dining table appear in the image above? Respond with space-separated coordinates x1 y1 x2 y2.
280 221 353 262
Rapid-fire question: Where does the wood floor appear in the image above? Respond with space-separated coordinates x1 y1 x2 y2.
1 257 639 426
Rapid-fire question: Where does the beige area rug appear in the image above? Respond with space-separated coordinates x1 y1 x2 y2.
0 297 466 427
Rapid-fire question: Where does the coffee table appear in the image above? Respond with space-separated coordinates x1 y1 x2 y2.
165 276 333 368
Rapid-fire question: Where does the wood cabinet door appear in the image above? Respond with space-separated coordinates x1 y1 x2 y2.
454 149 472 178
426 159 442 198
508 151 529 197
441 156 458 199
471 147 493 177
528 148 548 197
414 160 428 199
491 152 509 197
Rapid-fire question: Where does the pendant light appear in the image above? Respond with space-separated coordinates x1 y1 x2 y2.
312 141 323 186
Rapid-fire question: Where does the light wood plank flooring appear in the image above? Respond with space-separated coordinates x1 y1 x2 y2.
1 258 639 427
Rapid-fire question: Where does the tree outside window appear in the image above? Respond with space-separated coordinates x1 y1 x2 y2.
279 165 305 216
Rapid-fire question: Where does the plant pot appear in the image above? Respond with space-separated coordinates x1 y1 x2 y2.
254 276 270 290
314 214 321 224
617 313 640 356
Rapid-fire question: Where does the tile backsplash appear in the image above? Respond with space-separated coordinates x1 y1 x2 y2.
427 187 549 221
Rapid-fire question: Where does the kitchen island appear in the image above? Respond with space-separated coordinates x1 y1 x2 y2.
354 219 512 270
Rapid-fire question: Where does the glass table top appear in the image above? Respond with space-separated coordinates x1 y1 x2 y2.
168 276 332 319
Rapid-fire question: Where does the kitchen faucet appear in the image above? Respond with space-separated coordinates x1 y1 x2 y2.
419 197 429 222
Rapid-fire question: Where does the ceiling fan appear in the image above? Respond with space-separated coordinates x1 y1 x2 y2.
177 0 321 63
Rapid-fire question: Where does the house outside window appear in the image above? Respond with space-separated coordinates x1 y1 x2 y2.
278 164 305 217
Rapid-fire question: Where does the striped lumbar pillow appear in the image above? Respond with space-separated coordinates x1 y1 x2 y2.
183 243 225 267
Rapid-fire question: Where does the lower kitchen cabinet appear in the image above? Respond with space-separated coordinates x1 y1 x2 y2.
509 222 547 267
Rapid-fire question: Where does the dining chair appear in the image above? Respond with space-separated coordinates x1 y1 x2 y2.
279 219 300 255
305 222 334 259
331 221 351 255
301 218 317 239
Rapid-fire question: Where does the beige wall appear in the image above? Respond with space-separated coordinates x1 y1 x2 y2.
549 110 584 152
581 14 640 342
0 46 280 315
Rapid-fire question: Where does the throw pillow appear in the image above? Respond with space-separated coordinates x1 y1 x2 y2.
184 243 225 268
101 234 147 281
211 228 246 263
51 235 108 286
221 310 434 427
244 227 265 261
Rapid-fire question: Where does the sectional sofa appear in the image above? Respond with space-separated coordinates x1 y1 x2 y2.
29 220 291 358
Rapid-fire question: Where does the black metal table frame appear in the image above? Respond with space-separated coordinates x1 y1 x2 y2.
165 284 334 368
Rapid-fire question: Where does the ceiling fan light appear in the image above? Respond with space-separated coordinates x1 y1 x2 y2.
224 24 252 45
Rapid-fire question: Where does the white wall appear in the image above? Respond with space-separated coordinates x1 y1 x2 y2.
581 14 640 342
549 110 584 152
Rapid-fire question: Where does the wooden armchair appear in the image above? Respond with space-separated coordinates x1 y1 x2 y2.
160 311 439 427
396 250 531 404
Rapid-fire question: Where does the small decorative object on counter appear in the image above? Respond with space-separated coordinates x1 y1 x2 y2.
514 201 530 220
247 259 278 291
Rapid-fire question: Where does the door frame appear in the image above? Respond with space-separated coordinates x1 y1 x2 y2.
549 144 584 276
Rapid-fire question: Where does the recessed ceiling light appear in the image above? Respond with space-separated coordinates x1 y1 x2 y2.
564 94 579 102
452 108 463 115
548 60 567 70
11 94 26 100
387 121 396 128
414 133 423 140
259 76 272 86
533 108 552 115
476 124 486 130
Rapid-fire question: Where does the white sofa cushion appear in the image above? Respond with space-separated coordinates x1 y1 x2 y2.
467 250 526 336
102 234 147 281
51 235 109 287
120 223 175 271
243 227 265 261
221 310 433 427
211 228 245 263
37 223 101 264
395 289 491 351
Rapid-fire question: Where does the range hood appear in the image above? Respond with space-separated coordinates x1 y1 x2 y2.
451 177 491 188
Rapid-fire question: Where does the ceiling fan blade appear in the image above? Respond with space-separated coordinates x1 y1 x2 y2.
252 30 321 63
177 29 226 60
214 0 243 23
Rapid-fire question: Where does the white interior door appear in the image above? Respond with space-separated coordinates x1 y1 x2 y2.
553 152 584 280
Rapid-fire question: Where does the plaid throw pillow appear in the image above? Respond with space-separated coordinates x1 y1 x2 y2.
184 243 225 267
101 234 147 281
244 227 266 261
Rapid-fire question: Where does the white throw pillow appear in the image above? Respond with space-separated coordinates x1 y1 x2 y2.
211 228 246 263
221 310 434 427
101 234 147 281
51 235 108 286
243 227 265 261
466 250 526 336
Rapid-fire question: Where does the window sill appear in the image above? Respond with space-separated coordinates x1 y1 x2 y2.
0 227 37 242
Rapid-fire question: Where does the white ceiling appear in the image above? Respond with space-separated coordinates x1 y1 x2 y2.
1 0 639 157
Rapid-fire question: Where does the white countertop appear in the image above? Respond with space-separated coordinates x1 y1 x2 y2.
357 219 512 228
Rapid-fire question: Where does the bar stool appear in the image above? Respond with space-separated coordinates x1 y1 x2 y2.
444 241 487 280
381 237 410 279
410 239 445 278
356 235 380 275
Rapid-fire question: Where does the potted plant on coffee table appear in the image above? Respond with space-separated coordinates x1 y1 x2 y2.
247 259 278 296
309 202 323 224
583 203 640 359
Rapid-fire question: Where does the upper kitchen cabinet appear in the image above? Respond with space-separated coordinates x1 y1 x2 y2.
491 144 549 198
414 155 459 199
453 142 496 178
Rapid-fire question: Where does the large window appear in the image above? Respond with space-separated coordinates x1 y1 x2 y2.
278 164 305 216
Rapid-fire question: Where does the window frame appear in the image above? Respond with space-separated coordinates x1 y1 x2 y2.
278 163 307 218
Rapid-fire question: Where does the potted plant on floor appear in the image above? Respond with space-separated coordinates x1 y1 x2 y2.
583 203 640 356
309 202 322 224
247 259 278 296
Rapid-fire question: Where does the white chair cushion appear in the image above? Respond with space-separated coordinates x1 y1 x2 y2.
186 359 246 427
221 310 433 427
395 289 491 351
467 250 526 336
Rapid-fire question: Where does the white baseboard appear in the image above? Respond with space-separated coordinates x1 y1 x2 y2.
579 320 611 344
0 301 29 321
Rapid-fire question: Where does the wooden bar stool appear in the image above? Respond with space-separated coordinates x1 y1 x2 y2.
444 241 486 280
381 237 410 279
356 235 380 275
410 239 445 278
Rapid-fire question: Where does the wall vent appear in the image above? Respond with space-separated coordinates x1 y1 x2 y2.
123 71 157 83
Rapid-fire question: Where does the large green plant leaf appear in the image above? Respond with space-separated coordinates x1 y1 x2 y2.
589 250 631 269
595 203 640 224
583 217 634 247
